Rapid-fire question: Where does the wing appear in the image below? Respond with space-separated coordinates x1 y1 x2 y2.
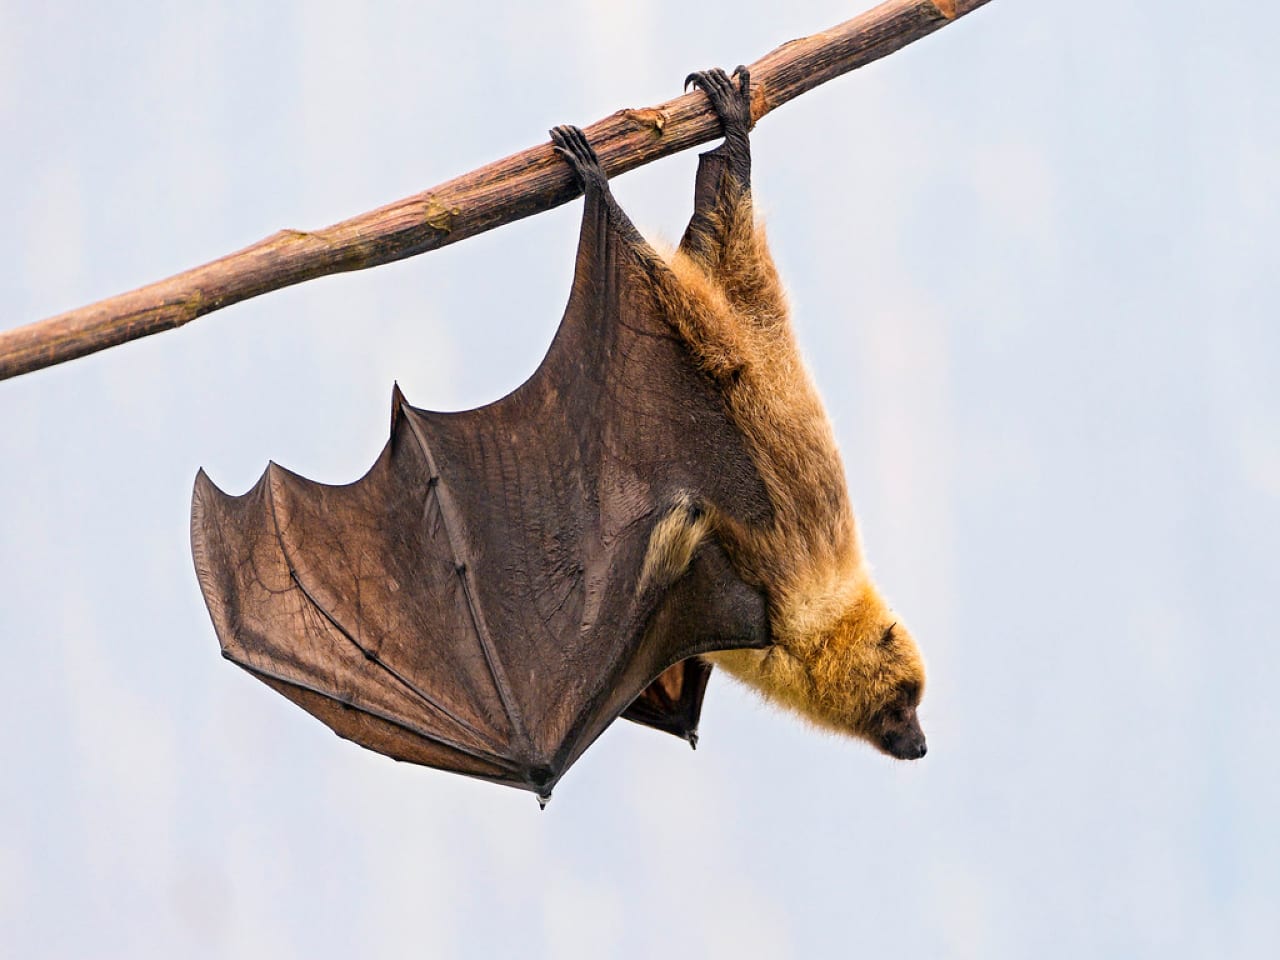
620 658 713 745
191 181 771 800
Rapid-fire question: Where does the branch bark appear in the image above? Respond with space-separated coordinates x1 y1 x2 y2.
0 0 992 382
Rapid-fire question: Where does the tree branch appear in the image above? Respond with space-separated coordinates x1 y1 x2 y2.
0 0 992 382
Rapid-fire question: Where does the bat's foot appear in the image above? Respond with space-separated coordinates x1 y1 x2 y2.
684 65 752 136
550 124 608 195
552 123 653 251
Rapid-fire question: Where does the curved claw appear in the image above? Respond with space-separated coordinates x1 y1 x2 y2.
686 67 732 94
549 124 608 193
682 66 751 131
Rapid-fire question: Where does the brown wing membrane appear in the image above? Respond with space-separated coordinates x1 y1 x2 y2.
621 659 713 744
192 184 771 798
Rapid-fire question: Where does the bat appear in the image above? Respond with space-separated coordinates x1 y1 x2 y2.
191 67 927 806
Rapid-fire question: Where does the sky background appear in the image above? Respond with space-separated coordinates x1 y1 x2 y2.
2 1 1278 956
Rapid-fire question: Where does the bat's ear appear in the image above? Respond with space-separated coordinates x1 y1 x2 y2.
390 381 408 437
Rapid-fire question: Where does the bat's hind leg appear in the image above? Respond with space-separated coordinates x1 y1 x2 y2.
678 66 752 264
550 121 753 384
685 66 753 193
550 124 648 250
677 65 787 332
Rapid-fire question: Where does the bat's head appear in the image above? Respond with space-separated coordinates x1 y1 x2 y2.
858 621 927 760
806 595 928 761
705 579 927 759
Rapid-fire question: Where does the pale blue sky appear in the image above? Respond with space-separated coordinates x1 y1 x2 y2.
2 2 1277 957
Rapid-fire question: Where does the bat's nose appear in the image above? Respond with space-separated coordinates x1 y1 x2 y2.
882 732 927 760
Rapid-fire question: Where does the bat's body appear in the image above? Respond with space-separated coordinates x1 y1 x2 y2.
192 69 925 802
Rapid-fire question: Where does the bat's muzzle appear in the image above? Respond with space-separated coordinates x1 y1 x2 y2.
880 725 928 761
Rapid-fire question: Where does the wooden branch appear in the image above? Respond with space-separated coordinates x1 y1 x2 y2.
0 0 992 382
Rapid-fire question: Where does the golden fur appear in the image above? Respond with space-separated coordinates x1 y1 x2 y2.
640 195 927 757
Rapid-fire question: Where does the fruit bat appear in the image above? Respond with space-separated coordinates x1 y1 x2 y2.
191 67 928 806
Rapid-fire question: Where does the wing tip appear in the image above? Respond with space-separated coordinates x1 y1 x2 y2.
191 466 228 569
193 462 289 503
262 459 285 486
390 381 408 437
192 465 219 500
